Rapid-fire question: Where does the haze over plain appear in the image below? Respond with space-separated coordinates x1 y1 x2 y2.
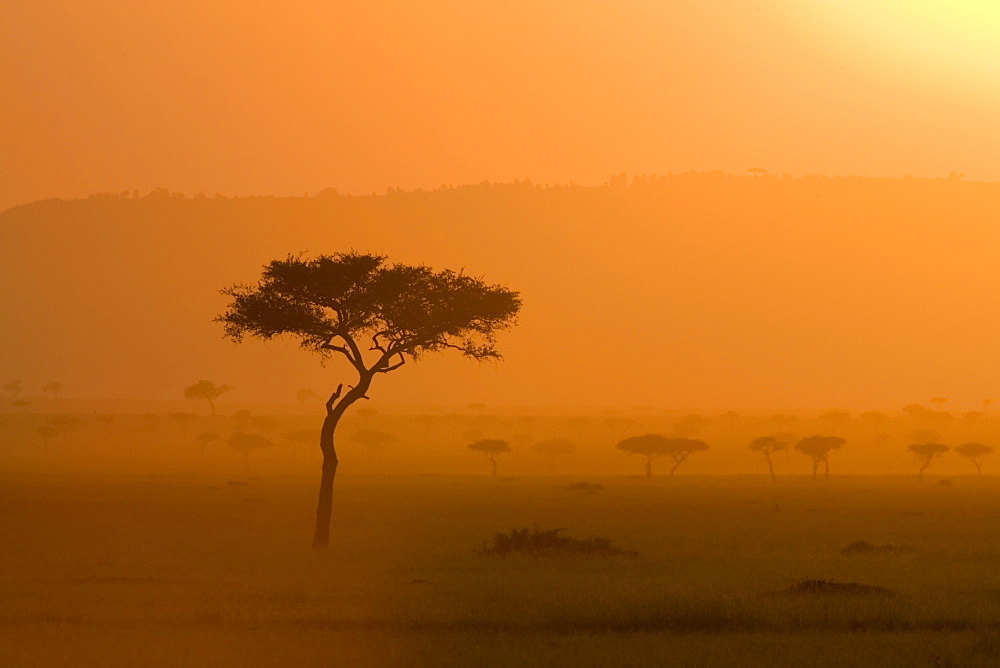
2 0 998 411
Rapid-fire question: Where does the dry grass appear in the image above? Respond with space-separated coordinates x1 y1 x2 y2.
4 471 1000 665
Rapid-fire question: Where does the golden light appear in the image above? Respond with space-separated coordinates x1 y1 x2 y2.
825 1 1000 83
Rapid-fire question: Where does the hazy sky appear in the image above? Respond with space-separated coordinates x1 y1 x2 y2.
3 1 998 213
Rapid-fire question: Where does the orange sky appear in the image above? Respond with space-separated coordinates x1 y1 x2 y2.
2 1 998 213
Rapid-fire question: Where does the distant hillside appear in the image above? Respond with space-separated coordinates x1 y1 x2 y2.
2 174 999 410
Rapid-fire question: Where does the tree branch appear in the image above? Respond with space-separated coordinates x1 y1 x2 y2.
320 342 355 365
370 332 389 354
376 352 406 373
339 333 366 369
325 384 343 415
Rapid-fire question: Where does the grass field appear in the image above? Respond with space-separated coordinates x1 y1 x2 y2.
4 471 1000 666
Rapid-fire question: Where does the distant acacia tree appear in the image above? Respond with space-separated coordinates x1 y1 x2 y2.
217 252 521 548
195 431 220 459
902 403 936 423
859 411 889 430
749 435 788 482
183 380 230 416
296 388 320 406
226 432 275 465
616 434 709 478
962 411 985 425
930 397 947 412
167 412 198 431
818 411 850 434
468 439 511 477
37 424 59 448
532 438 575 468
282 428 317 457
4 379 23 402
671 414 711 438
46 415 80 442
908 442 949 483
954 442 994 478
795 435 845 480
42 381 62 400
355 408 379 428
349 428 398 464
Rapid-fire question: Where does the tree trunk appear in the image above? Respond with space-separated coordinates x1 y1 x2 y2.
645 455 652 478
208 397 216 416
812 460 818 480
312 411 340 548
918 460 928 483
975 460 983 478
823 459 830 480
766 454 775 483
490 454 497 477
312 379 371 549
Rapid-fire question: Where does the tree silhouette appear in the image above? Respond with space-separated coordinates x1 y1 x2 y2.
42 381 62 400
531 438 575 468
859 411 889 428
282 428 317 457
749 435 788 482
616 434 709 478
349 428 398 464
954 442 994 477
227 432 275 465
4 379 23 402
195 431 220 459
37 424 59 449
296 388 320 406
183 380 230 416
468 438 511 477
355 407 378 428
795 435 845 480
908 442 948 483
818 410 850 434
930 397 947 412
46 415 80 443
168 412 198 432
217 252 521 547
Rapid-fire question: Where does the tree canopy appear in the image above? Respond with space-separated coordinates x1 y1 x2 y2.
616 434 709 477
217 252 522 369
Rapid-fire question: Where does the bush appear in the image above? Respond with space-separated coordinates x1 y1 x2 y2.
480 527 637 557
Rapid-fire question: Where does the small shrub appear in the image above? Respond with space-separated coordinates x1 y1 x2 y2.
480 527 637 557
567 482 603 494
776 579 897 597
841 540 915 556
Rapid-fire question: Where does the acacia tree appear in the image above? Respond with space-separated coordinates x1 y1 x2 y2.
795 435 845 480
954 442 994 478
4 379 23 402
749 435 788 482
195 431 220 459
532 437 576 468
227 432 275 466
468 438 511 477
184 380 230 416
217 252 521 548
908 442 949 483
42 381 62 400
349 428 398 464
616 434 709 478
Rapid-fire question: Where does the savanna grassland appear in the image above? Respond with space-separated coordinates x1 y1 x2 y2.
4 406 1000 666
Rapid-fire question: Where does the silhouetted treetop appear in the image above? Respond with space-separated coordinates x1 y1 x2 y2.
218 253 521 367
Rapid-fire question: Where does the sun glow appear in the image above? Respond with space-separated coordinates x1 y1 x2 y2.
830 1 1000 82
